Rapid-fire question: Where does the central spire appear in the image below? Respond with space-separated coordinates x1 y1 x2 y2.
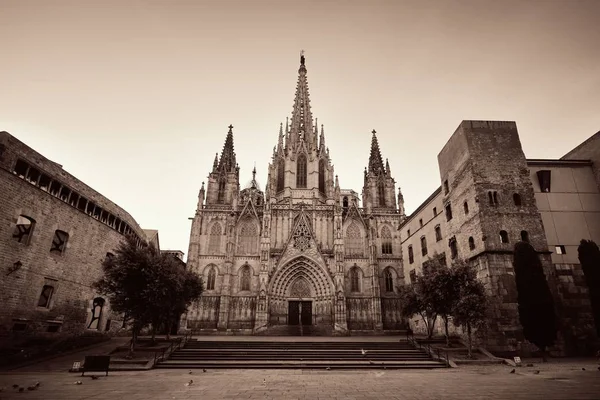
217 124 237 173
368 129 385 175
289 51 316 149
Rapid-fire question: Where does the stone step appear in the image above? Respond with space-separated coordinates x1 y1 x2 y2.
156 359 446 369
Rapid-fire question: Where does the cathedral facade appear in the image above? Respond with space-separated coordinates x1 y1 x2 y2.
185 54 406 334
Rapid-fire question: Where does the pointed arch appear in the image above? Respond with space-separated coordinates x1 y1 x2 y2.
240 264 252 291
381 225 393 255
237 218 258 255
345 221 364 257
383 267 395 293
296 153 307 188
349 266 362 292
318 158 326 193
277 158 285 192
205 264 217 291
217 178 226 203
208 222 222 254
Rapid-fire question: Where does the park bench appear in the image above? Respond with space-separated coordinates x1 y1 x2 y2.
81 355 110 376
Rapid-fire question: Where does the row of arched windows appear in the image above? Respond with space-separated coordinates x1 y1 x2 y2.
349 266 396 293
203 264 252 292
207 220 259 255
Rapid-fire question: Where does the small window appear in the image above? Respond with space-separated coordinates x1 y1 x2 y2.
435 225 442 242
443 180 449 195
350 267 361 292
13 159 29 177
39 174 51 191
433 207 437 216
449 237 458 259
13 215 35 245
468 236 475 250
408 245 414 264
464 201 469 215
207 266 217 291
445 203 453 221
419 219 423 228
407 229 411 237
420 236 428 256
409 269 416 284
555 245 566 255
521 230 529 242
488 191 494 205
343 196 349 208
499 230 509 244
37 285 54 308
50 230 69 255
537 170 551 193
513 193 522 206
493 191 499 205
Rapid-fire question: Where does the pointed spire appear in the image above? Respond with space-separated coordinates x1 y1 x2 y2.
251 164 257 188
335 174 339 189
385 158 391 174
218 125 237 173
197 182 205 212
368 129 385 175
319 124 326 151
277 122 284 154
212 153 219 172
289 51 315 148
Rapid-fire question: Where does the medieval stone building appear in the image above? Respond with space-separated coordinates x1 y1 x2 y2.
185 54 406 334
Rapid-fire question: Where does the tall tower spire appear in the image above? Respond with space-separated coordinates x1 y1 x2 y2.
289 50 315 148
368 130 385 175
218 124 237 173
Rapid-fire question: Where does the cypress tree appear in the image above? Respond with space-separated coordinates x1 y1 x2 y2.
577 239 600 336
513 241 557 361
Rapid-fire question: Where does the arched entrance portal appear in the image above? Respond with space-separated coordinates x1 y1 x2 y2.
268 257 335 328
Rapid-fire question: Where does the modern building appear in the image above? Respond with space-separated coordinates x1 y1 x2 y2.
0 131 154 335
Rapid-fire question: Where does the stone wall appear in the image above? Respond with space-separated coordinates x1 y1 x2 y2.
0 131 144 336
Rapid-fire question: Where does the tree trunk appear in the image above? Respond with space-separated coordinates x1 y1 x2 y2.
443 316 450 347
466 322 473 359
540 346 547 363
128 328 138 358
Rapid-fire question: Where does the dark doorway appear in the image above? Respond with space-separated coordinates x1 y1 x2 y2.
288 301 312 325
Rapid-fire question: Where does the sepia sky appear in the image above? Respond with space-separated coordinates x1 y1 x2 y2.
1 0 600 259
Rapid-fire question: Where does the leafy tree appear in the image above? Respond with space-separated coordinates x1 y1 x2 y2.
397 274 437 338
578 239 600 336
450 261 487 358
93 236 203 355
513 241 557 361
422 255 459 346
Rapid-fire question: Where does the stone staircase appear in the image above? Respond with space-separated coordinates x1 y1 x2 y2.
155 339 448 369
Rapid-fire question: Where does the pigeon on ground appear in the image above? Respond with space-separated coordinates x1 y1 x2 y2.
185 380 193 387
12 384 18 389
526 363 534 367
582 367 586 371
369 360 374 365
90 376 99 380
75 381 83 385
509 369 515 374
189 370 193 374
19 387 25 392
361 349 367 357
262 379 266 386
27 386 36 391
35 382 40 387
533 370 540 375
203 369 207 373
325 367 331 371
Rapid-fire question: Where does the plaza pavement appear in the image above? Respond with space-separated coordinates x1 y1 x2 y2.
1 337 599 399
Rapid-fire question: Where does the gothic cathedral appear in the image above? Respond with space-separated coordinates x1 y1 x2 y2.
186 54 406 334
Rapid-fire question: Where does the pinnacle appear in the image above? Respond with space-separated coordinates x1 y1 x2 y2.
217 125 237 173
368 129 385 175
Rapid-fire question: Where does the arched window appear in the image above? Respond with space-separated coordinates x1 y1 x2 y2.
381 226 392 255
207 266 216 290
521 230 529 242
378 180 386 207
350 267 361 292
500 230 509 243
238 220 258 255
208 222 222 254
384 268 394 292
449 236 458 259
493 191 499 205
343 196 349 208
345 221 364 256
468 236 475 250
488 191 494 205
240 265 251 291
87 297 105 330
464 201 469 214
513 193 522 206
296 154 307 188
318 159 326 193
217 178 226 203
420 236 428 256
408 245 414 264
13 215 35 245
50 230 68 255
277 159 285 192
37 285 54 308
